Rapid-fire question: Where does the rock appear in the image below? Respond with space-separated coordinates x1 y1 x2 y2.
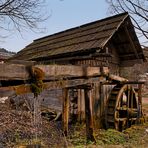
0 97 8 103
5 94 32 111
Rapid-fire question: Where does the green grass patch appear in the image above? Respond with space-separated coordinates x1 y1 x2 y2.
97 129 127 145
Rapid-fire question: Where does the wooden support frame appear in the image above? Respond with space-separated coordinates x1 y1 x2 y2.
61 84 96 142
138 84 142 118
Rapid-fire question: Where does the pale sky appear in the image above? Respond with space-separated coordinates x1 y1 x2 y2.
1 0 147 53
1 0 108 52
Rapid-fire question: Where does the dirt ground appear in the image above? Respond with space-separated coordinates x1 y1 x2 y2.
0 96 148 148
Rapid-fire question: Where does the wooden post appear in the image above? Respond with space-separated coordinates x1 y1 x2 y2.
62 88 69 136
99 82 103 117
138 84 142 117
81 89 86 121
84 87 96 143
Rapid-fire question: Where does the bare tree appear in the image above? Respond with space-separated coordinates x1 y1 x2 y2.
106 0 148 46
0 0 49 37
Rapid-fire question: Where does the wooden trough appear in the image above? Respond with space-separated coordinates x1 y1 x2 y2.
0 63 144 142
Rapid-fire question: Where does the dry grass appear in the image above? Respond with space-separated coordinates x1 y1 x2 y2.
0 99 148 148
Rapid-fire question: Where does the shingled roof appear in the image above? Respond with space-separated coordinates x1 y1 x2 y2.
11 12 144 61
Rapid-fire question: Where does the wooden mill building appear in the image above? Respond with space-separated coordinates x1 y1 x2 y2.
8 12 146 129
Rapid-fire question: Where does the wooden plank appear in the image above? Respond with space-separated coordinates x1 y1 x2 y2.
102 81 145 85
0 63 109 81
6 60 36 65
0 78 102 97
81 89 85 121
62 88 69 136
84 87 96 143
36 65 109 79
0 84 32 97
100 82 104 117
138 84 142 118
107 74 128 82
94 83 101 128
0 63 29 80
77 89 81 122
138 84 142 105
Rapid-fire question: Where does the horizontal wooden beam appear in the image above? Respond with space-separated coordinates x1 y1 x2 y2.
36 65 109 80
102 81 145 85
6 60 36 65
105 74 128 82
0 63 109 81
0 78 102 97
0 75 144 97
0 63 29 80
109 74 128 82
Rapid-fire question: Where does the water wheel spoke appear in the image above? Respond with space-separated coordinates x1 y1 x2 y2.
131 89 134 109
126 85 131 127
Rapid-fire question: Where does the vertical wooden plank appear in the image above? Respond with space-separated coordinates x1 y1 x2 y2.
84 88 96 143
62 88 69 136
138 84 142 104
138 84 142 117
78 89 85 122
95 82 102 128
90 84 95 126
94 83 100 116
81 89 85 121
77 89 81 122
89 89 93 117
99 82 103 117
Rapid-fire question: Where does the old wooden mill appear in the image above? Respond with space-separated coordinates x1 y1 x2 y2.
0 62 144 142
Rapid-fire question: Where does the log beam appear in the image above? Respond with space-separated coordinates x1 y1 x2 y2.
0 78 101 97
84 87 96 143
102 81 145 85
106 74 128 82
138 84 142 118
0 63 29 80
0 73 133 97
0 63 109 81
62 88 69 136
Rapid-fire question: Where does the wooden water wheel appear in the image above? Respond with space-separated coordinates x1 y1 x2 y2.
105 84 140 131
